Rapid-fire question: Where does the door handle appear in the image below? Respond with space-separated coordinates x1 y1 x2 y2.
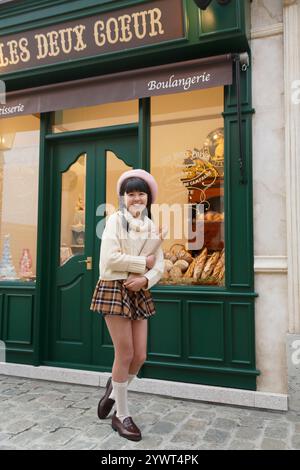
78 256 92 270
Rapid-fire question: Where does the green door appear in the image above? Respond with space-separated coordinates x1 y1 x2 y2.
47 129 138 369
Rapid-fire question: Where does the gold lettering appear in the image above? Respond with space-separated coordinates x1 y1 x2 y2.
59 28 73 54
19 37 30 62
94 20 106 47
148 8 164 37
73 25 86 51
132 11 148 40
0 43 9 67
106 18 119 44
47 31 60 57
35 34 49 60
118 14 132 43
7 40 20 65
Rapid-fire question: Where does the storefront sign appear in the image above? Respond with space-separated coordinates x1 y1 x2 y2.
0 0 184 74
0 54 233 119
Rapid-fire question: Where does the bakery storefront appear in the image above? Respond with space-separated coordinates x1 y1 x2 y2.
0 0 258 392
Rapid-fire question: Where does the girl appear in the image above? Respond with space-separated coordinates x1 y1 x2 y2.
90 169 164 442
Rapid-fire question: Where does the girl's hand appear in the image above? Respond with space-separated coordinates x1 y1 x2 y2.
124 276 148 291
146 254 156 269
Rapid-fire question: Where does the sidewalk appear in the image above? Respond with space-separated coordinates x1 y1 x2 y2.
0 374 299 450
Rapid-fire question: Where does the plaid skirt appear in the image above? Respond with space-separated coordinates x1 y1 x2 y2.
90 278 156 320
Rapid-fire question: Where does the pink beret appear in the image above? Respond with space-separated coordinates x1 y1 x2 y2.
116 169 158 203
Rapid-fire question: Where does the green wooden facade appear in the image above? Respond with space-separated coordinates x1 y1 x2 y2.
0 0 260 390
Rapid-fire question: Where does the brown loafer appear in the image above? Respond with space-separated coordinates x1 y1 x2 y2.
111 411 142 441
97 377 115 419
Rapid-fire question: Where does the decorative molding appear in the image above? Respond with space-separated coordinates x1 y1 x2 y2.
251 23 283 40
254 256 288 273
283 1 300 333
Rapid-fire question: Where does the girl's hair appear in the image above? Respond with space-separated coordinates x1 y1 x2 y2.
119 176 152 231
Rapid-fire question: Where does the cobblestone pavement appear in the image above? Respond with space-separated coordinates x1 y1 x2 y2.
0 374 300 450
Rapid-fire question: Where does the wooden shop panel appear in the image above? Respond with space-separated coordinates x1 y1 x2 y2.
187 300 225 363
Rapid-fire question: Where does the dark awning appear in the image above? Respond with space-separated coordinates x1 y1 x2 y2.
0 54 233 119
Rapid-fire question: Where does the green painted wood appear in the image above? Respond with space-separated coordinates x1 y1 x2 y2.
0 288 36 364
0 1 258 389
0 0 251 92
46 129 139 367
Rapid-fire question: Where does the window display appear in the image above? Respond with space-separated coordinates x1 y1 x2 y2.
150 88 225 286
0 114 40 281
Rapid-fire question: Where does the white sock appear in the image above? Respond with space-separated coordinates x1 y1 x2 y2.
109 374 136 400
112 380 130 422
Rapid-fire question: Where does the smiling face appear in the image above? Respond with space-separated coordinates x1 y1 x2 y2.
124 190 148 217
119 176 152 218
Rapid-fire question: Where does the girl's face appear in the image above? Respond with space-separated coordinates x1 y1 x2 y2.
124 190 148 217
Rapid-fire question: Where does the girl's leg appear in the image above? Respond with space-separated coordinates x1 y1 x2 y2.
104 316 134 382
104 316 133 421
129 319 148 375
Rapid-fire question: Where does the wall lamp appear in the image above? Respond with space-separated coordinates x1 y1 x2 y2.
194 0 232 10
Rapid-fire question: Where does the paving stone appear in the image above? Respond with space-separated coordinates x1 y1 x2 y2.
63 439 99 450
148 421 175 435
163 411 190 424
233 425 263 440
294 423 300 433
180 418 208 433
125 434 163 450
38 427 81 446
134 412 161 426
212 417 239 431
291 434 300 449
228 439 256 450
4 419 36 435
1 374 300 450
264 425 289 440
191 410 216 423
170 430 201 446
202 428 230 445
5 428 42 448
261 438 289 450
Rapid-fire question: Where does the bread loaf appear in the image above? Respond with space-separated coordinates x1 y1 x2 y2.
193 248 208 279
169 266 183 278
164 259 174 272
177 249 193 264
201 252 220 279
174 259 189 272
183 258 196 278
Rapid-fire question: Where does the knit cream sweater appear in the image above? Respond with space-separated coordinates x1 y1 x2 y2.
99 210 164 289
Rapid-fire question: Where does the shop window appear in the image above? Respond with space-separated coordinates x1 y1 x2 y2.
52 100 138 133
0 115 40 282
151 88 225 287
60 153 86 265
106 150 133 215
